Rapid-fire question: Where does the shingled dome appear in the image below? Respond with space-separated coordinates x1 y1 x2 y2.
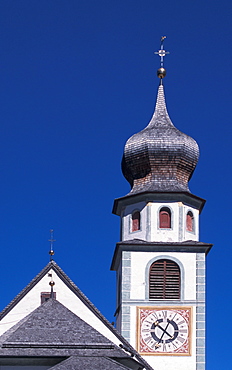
121 81 199 194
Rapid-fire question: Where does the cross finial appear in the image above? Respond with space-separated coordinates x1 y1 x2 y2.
155 36 169 67
48 229 56 261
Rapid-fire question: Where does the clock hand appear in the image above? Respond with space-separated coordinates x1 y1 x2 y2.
155 321 171 349
154 321 174 339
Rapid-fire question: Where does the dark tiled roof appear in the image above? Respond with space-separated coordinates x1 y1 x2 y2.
49 355 139 370
0 299 147 370
0 262 153 370
3 299 114 345
121 82 199 195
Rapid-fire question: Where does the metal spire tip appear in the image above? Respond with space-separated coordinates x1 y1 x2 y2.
155 36 169 79
48 229 56 261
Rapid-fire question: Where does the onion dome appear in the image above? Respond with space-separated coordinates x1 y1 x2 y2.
121 80 199 194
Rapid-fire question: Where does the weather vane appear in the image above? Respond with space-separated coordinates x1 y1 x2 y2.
48 229 56 261
155 36 169 79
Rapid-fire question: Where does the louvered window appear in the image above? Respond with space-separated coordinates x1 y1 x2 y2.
149 259 180 299
186 211 194 232
159 207 171 228
132 211 140 232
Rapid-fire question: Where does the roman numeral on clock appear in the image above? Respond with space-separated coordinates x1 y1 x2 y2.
138 307 191 354
178 329 188 333
176 336 186 343
177 320 186 325
144 336 153 345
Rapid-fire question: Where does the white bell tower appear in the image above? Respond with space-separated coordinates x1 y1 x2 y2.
111 40 212 370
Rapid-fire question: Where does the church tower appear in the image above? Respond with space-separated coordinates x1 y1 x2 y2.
111 40 212 370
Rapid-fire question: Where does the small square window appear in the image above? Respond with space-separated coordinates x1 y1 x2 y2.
41 292 56 304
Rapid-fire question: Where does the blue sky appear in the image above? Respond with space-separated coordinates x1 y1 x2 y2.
0 1 231 369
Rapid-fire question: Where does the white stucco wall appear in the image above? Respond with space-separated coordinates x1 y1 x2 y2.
121 201 199 243
130 252 196 300
122 201 147 241
127 251 197 370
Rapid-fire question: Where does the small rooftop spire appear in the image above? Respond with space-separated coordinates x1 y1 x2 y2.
48 229 56 261
154 36 169 79
48 272 55 299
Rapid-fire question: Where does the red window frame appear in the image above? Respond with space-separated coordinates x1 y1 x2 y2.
159 207 171 228
186 211 194 232
132 211 140 232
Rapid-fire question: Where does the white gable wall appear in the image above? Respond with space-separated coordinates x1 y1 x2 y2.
0 268 122 347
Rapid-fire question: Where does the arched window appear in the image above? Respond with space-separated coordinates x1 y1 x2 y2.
149 259 180 299
186 211 194 232
132 211 140 232
159 207 171 229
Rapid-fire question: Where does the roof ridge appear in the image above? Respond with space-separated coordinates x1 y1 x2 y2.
0 261 153 370
0 261 54 319
48 264 153 370
49 355 135 370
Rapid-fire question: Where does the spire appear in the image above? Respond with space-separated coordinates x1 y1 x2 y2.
148 83 174 128
148 36 173 128
121 39 200 194
48 229 55 261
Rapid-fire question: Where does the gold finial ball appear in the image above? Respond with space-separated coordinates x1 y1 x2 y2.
49 250 55 256
49 280 55 286
157 67 166 79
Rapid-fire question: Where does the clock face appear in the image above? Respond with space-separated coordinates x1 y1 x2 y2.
137 307 191 355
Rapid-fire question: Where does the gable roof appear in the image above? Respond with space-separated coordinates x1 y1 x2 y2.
3 299 115 346
49 356 140 370
0 261 153 370
0 299 146 370
0 260 99 321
